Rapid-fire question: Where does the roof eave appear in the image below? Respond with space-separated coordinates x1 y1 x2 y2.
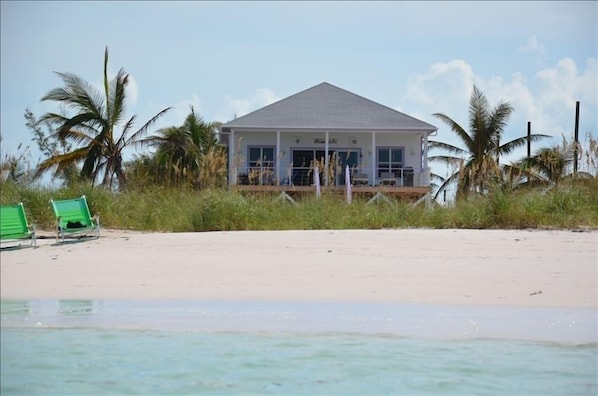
222 126 437 134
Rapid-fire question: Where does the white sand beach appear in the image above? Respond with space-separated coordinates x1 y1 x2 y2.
1 229 596 308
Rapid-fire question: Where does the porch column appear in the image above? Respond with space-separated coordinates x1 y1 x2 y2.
371 132 376 185
276 130 281 185
324 130 329 186
229 129 236 186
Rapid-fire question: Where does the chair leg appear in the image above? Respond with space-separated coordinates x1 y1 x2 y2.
31 223 36 248
95 215 100 239
57 227 65 243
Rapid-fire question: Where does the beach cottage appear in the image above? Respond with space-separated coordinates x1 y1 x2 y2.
220 82 437 201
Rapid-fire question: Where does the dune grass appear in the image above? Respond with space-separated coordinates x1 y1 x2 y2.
1 179 597 232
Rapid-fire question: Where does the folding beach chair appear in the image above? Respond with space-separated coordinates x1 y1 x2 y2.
0 202 36 248
50 195 100 242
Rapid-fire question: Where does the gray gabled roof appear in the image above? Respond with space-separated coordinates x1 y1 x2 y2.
221 82 436 133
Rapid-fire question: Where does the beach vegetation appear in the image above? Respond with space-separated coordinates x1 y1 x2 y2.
1 176 596 232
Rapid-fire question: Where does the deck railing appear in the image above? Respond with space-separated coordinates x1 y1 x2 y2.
233 167 431 188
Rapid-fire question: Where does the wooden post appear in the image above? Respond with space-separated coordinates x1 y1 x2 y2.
527 121 531 159
574 101 580 175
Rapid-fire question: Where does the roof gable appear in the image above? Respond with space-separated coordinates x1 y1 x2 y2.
221 82 436 132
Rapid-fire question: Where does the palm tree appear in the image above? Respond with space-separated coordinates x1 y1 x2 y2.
520 146 571 186
516 135 596 186
0 138 32 184
430 85 548 199
35 47 171 189
146 107 220 188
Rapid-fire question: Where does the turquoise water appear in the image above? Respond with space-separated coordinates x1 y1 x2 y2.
2 300 597 395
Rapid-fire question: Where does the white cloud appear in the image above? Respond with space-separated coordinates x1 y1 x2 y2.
519 35 549 67
519 35 546 55
401 56 597 169
126 75 139 106
403 59 475 108
523 57 597 139
221 88 280 120
400 59 477 135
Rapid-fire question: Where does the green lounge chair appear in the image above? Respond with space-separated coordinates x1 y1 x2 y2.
50 195 100 242
1 202 36 248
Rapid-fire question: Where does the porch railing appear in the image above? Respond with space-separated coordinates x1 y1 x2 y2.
233 167 431 188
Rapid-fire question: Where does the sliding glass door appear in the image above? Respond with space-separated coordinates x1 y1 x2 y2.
291 149 329 186
291 149 360 186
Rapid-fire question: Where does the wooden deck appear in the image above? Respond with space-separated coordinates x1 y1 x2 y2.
231 184 431 202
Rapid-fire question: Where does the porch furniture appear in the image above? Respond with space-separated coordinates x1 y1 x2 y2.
238 173 250 185
380 172 396 186
403 168 414 187
1 203 36 248
50 195 100 242
353 173 369 186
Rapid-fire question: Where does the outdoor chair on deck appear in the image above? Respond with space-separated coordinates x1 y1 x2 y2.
353 173 369 186
0 203 36 248
50 195 100 242
379 172 397 186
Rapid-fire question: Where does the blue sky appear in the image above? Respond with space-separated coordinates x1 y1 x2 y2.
1 1 596 181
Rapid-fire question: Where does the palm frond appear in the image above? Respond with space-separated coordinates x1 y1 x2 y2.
428 140 469 156
108 68 129 128
104 46 111 124
56 129 99 146
468 85 491 147
35 147 88 178
115 115 137 148
432 171 461 200
432 113 473 150
56 112 104 137
487 101 514 142
43 72 104 118
499 134 550 156
131 107 172 139
428 154 464 167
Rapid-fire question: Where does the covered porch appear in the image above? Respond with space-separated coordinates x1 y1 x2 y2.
225 129 432 189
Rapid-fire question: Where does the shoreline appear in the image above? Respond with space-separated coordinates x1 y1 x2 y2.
2 299 596 344
1 229 596 309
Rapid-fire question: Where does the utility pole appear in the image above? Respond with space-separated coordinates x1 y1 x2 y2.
573 101 580 176
527 121 531 159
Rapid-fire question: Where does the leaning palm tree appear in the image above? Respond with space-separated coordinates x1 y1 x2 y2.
35 47 171 189
430 85 548 199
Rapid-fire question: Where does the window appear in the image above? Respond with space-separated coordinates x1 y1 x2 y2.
377 147 404 177
249 146 275 168
248 146 275 185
